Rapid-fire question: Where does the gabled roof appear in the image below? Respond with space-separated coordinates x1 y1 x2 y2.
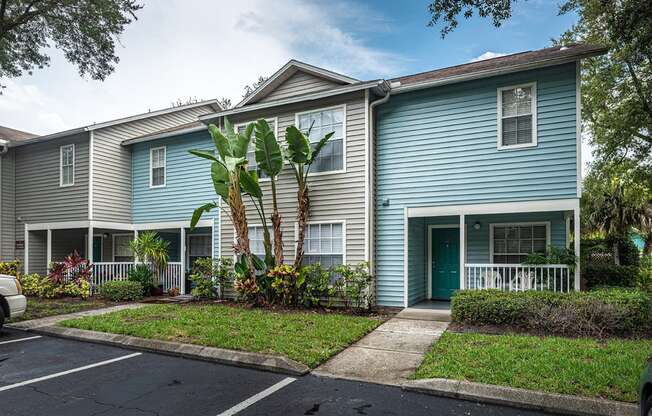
13 99 222 147
392 43 607 93
235 60 359 108
0 125 38 146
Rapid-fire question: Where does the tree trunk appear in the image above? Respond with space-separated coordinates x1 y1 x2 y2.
294 185 309 269
271 178 284 265
229 174 255 278
613 241 620 265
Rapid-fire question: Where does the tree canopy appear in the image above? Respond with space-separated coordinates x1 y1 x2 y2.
0 0 143 86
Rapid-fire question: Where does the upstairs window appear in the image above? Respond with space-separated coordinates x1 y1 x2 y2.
491 223 548 264
150 146 166 187
498 83 537 149
60 144 75 187
296 106 345 173
237 119 276 179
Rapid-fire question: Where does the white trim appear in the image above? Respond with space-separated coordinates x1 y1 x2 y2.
83 231 104 262
87 225 94 262
24 219 212 232
88 131 94 220
112 233 134 262
407 198 580 218
489 221 551 263
426 224 459 299
234 117 279 182
403 208 408 308
134 219 213 230
46 229 52 268
24 227 28 274
294 220 347 264
149 146 166 188
459 215 466 290
576 60 582 197
573 206 581 290
294 104 347 176
497 82 538 150
180 227 186 293
364 90 370 263
59 143 75 187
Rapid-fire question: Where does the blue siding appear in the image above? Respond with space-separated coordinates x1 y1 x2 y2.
132 130 218 223
376 63 578 307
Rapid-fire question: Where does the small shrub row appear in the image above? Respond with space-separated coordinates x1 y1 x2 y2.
98 280 143 301
0 260 21 277
583 263 640 289
451 288 652 338
19 273 91 299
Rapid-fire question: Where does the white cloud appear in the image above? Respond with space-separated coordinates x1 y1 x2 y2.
470 51 508 62
0 0 402 135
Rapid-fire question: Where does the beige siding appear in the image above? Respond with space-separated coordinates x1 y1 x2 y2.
220 91 368 265
92 105 216 223
257 71 344 104
1 149 15 261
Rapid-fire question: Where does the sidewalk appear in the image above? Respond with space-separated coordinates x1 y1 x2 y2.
312 309 449 385
7 303 147 330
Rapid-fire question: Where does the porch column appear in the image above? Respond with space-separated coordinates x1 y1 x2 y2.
87 225 94 262
459 214 465 290
573 207 581 291
46 229 52 271
133 229 138 264
24 228 29 274
180 227 186 295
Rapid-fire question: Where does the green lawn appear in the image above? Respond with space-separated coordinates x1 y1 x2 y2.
60 304 382 368
413 332 652 403
8 297 116 322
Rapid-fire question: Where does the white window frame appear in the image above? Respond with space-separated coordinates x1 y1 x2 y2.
489 221 550 263
294 104 347 176
112 233 134 262
234 117 278 182
295 219 347 265
59 144 75 187
149 146 166 188
246 224 274 257
497 82 538 150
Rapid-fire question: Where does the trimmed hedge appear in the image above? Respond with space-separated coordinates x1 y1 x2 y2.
452 289 652 338
583 264 639 289
99 280 143 301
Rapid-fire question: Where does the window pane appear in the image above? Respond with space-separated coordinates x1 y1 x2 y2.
533 225 546 239
516 87 532 115
502 118 518 146
516 115 532 144
519 239 533 253
493 227 505 239
494 239 506 253
507 239 519 253
502 90 518 117
298 109 343 173
533 239 547 253
331 223 342 238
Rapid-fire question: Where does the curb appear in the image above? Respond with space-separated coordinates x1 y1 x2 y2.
402 378 638 416
32 326 310 376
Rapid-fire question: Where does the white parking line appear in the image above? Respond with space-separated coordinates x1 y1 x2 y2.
216 377 296 416
0 335 42 345
0 352 142 392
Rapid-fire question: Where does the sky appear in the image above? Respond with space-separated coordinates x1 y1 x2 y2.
0 0 590 169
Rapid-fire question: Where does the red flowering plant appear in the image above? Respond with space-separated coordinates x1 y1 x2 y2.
63 250 93 284
47 261 68 285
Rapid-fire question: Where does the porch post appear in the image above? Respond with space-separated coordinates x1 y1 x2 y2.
24 227 29 274
46 229 52 271
133 229 138 264
180 227 186 294
459 214 465 290
87 225 94 262
573 207 581 291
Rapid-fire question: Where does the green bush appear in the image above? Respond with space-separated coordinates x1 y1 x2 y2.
452 288 652 337
300 263 333 307
99 280 143 301
0 260 21 277
583 263 639 288
127 264 155 296
18 273 90 299
332 262 374 310
189 257 233 299
18 273 43 296
638 255 652 293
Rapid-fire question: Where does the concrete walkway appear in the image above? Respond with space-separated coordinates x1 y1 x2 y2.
8 303 147 330
313 309 449 385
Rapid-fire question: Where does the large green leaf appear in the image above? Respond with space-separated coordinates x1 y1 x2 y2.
309 131 335 164
233 122 254 159
208 124 231 159
254 119 283 177
189 149 219 162
210 162 229 200
224 155 247 172
240 168 262 199
191 202 217 229
285 125 310 164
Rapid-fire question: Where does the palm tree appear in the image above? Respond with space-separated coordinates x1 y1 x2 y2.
129 231 170 277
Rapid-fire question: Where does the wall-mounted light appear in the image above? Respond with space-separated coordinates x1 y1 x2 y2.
382 198 390 207
473 221 481 230
103 233 110 239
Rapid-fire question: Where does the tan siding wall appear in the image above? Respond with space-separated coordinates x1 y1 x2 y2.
220 92 367 265
1 149 15 261
257 71 344 103
92 105 216 223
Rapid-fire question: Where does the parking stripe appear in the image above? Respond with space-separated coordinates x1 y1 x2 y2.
216 377 296 416
0 352 142 392
0 335 42 345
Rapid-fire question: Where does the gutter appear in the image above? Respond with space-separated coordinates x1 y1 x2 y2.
121 125 207 146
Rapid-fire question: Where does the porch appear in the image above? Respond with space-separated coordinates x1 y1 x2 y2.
404 200 580 307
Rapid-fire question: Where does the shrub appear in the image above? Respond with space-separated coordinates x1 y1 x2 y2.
638 255 652 293
189 257 233 299
17 273 90 299
452 288 652 337
99 280 143 301
128 264 155 295
332 262 374 311
61 280 91 299
0 260 21 277
300 263 333 307
266 264 303 306
18 273 43 296
583 263 639 288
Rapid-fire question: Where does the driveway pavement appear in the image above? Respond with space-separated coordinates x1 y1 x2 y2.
0 328 564 416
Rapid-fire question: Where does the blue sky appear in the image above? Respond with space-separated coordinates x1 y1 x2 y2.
1 0 581 149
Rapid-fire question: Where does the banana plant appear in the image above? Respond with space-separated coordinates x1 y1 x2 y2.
189 119 258 280
254 119 284 266
284 125 334 268
240 167 274 269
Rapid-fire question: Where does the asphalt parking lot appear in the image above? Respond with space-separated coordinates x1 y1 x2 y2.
0 328 560 416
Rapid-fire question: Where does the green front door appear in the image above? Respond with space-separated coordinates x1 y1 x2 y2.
431 228 460 299
92 236 102 262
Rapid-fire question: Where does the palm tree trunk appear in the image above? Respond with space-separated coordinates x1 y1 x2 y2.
613 241 620 265
271 178 284 265
294 185 309 269
229 174 255 278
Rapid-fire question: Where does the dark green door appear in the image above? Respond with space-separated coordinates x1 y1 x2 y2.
431 228 460 299
92 236 102 262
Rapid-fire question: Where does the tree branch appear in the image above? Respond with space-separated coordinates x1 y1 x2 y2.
0 0 45 36
633 131 652 144
625 59 652 120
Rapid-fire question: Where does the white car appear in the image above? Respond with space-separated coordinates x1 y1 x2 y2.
0 274 27 329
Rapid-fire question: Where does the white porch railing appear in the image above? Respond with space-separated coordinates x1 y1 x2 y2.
464 264 572 292
58 262 184 293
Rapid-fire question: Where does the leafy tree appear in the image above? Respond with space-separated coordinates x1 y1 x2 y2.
0 0 143 87
243 75 269 99
217 97 232 110
426 0 652 168
129 231 170 277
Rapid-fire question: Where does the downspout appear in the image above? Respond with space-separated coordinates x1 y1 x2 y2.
367 83 391 294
